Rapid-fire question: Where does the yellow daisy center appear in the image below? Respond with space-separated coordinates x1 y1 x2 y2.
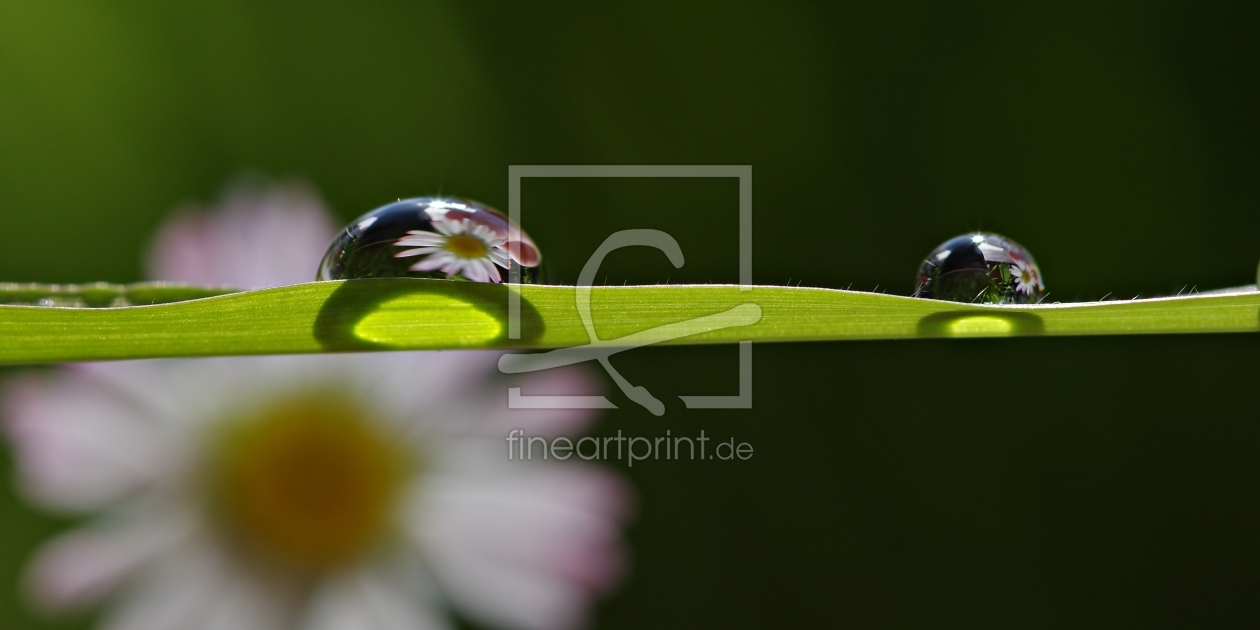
445 234 489 259
208 394 410 572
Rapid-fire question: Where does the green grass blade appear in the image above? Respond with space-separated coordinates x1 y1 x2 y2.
0 279 1256 364
0 282 238 307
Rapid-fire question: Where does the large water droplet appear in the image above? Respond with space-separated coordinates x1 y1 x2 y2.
913 233 1045 304
318 198 542 283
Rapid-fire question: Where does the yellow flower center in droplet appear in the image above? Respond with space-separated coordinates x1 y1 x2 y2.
208 394 410 572
445 234 489 259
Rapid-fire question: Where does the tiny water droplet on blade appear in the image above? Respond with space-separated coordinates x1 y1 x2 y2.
318 197 543 284
913 233 1045 304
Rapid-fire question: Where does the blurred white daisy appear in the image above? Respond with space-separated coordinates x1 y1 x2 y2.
4 180 630 630
1010 262 1040 295
394 218 512 283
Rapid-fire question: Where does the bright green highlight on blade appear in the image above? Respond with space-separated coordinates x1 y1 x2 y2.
352 293 504 346
0 279 1256 364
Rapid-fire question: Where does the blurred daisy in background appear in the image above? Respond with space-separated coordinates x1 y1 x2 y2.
3 180 631 630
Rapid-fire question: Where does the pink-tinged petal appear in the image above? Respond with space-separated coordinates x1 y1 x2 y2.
145 179 338 289
446 208 508 240
301 561 451 630
143 210 213 287
25 502 196 612
507 241 541 267
406 465 632 630
2 375 182 513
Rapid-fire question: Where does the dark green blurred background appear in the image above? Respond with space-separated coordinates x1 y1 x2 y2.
3 1 1260 627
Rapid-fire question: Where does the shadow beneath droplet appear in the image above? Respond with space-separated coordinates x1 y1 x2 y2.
313 278 544 351
916 310 1045 338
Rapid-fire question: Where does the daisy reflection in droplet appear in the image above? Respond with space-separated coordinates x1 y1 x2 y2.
3 180 631 630
394 215 512 282
1010 262 1040 296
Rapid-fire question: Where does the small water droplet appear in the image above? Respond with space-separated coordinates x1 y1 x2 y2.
914 233 1045 304
318 197 542 283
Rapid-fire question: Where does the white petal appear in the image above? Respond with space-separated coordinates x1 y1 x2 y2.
354 352 509 440
395 237 446 248
70 357 322 433
461 260 490 283
411 252 456 272
100 536 297 630
423 548 585 630
394 247 442 259
359 351 499 426
430 219 460 237
397 230 446 243
407 465 632 630
438 261 467 277
487 248 511 268
64 361 197 429
67 358 256 431
302 562 451 630
450 365 604 438
470 223 501 244
480 259 502 283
